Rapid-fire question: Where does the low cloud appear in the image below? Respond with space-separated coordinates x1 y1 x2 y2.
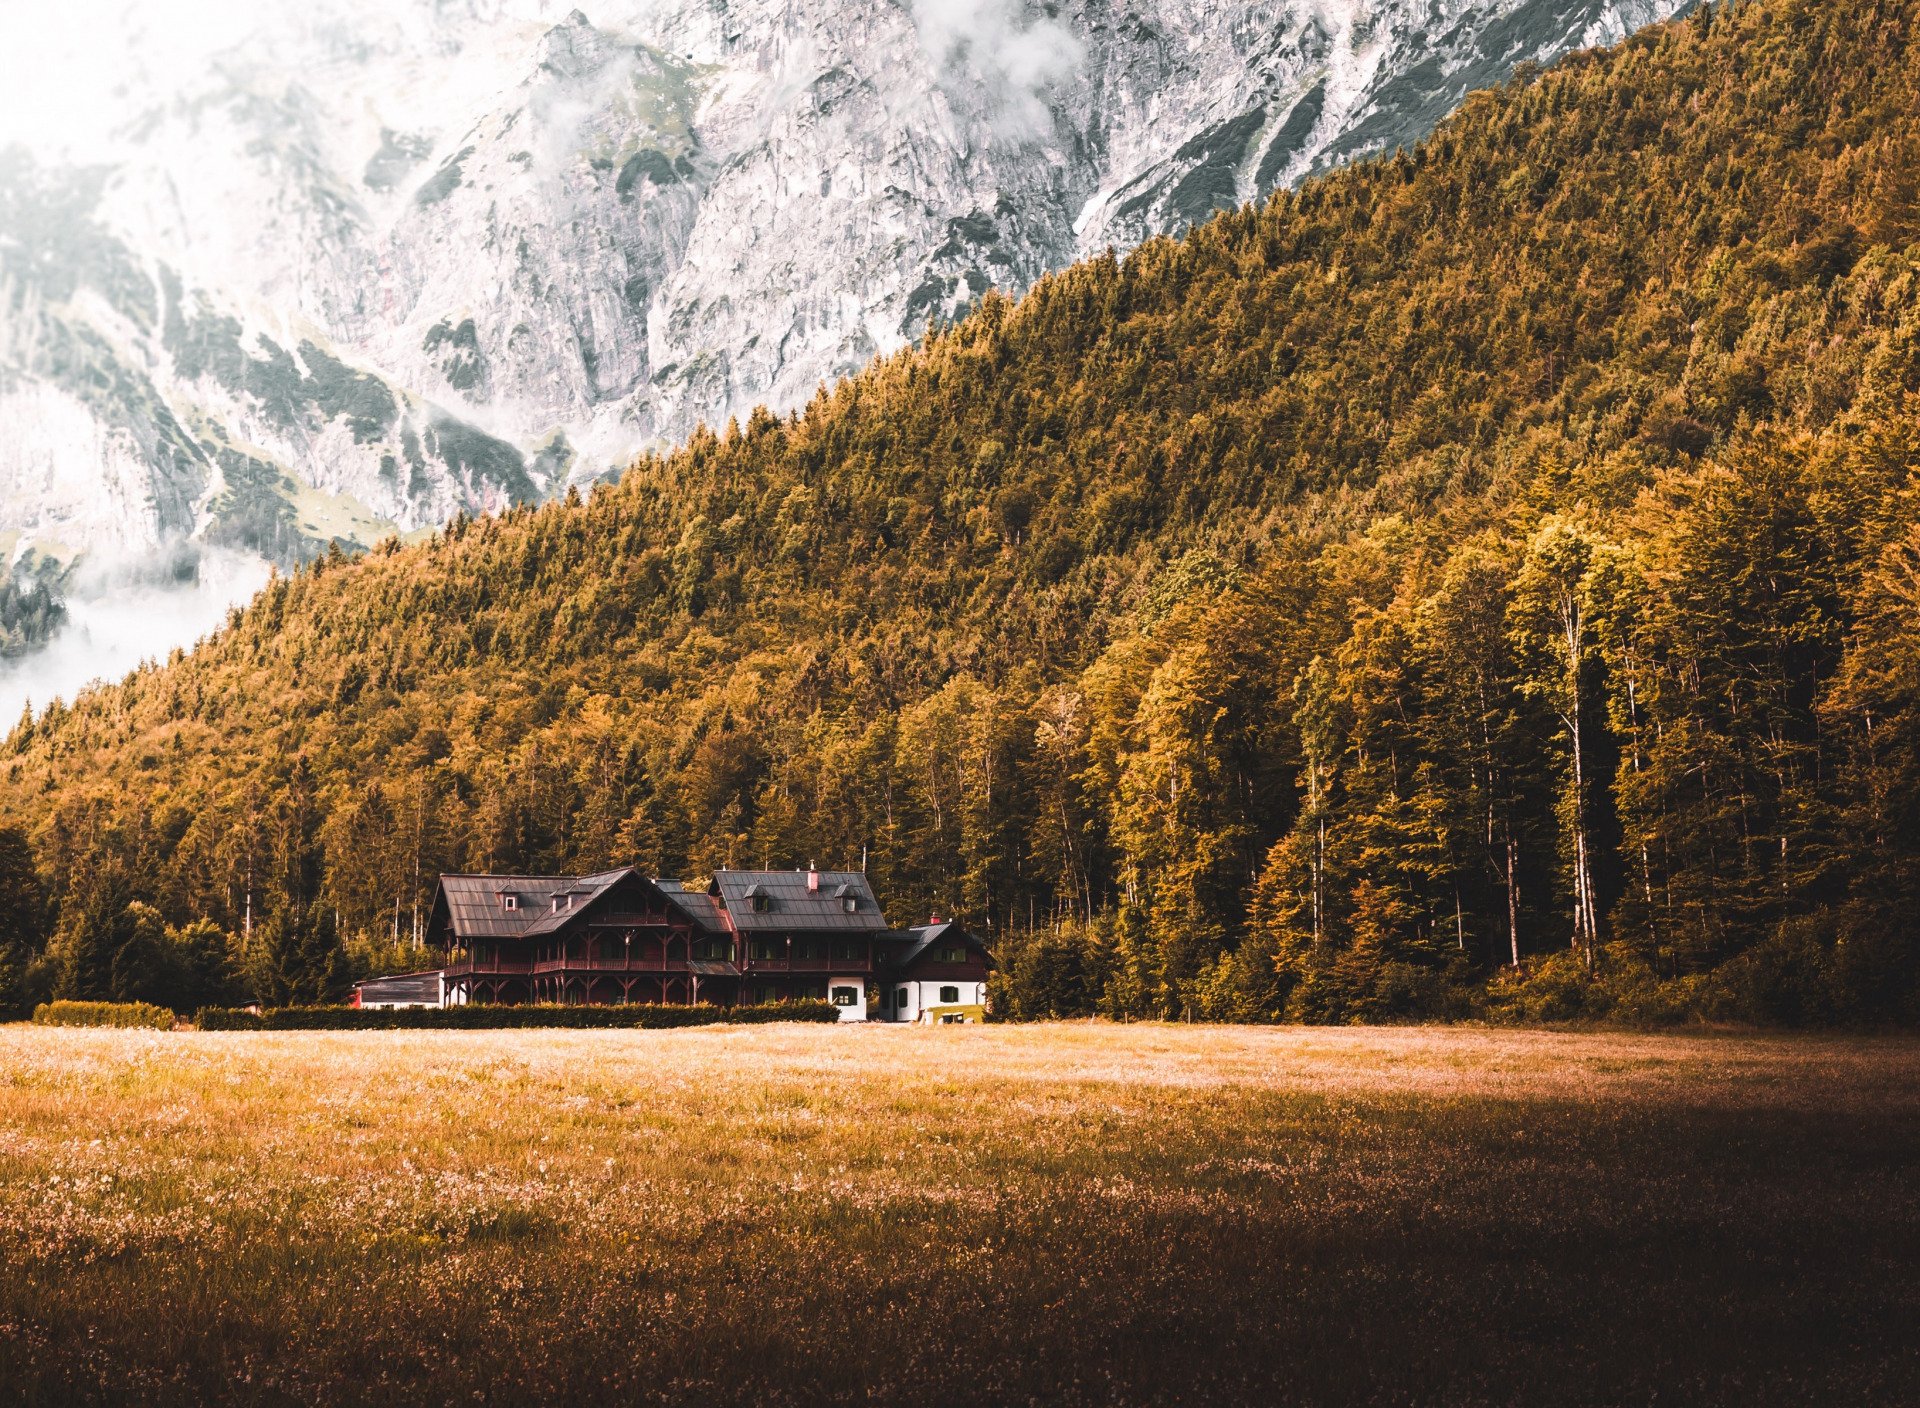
525 14 645 181
910 0 1085 137
0 546 273 722
0 0 270 161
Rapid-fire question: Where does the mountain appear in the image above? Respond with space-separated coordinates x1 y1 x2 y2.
0 0 1686 706
8 0 1920 1025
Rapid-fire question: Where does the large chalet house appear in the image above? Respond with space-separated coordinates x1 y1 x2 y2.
421 866 992 1022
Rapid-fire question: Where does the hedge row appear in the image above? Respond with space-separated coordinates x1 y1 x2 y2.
34 1000 176 1030
195 1000 842 1031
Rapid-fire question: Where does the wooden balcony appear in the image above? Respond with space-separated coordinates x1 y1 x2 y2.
530 957 695 976
442 958 534 977
743 956 872 973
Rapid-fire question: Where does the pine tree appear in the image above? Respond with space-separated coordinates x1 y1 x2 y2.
55 858 132 1002
0 826 44 1016
164 919 244 1015
1511 516 1610 973
108 903 169 1006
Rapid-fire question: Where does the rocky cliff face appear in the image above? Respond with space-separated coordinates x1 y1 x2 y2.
0 0 1688 703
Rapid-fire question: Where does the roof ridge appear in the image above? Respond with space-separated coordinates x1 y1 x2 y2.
439 872 583 881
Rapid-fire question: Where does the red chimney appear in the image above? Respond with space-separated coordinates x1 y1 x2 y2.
807 863 819 893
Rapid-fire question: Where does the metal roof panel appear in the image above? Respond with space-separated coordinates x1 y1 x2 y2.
712 870 889 931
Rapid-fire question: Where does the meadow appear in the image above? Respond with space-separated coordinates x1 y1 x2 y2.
0 1022 1915 1406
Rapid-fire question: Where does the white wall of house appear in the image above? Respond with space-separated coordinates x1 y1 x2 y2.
881 979 985 1022
827 976 868 1022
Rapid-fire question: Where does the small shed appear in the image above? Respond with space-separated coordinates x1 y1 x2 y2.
352 971 446 1010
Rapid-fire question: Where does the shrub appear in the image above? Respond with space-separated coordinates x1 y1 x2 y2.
33 1000 175 1030
195 1000 839 1031
195 1007 266 1031
1481 950 1603 1024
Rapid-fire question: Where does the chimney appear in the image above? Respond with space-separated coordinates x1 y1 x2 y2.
807 863 819 893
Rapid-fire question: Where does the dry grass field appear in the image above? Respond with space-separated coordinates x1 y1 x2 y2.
0 1022 1915 1406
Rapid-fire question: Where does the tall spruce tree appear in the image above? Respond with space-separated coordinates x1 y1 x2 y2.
54 857 132 1002
108 902 169 1006
0 826 44 1016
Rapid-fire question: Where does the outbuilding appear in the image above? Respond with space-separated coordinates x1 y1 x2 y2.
873 921 992 1023
352 970 446 1009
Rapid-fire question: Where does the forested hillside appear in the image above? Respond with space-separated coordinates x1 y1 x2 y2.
4 0 1919 1023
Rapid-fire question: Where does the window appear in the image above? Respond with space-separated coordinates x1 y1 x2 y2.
896 987 910 1009
500 894 518 912
939 946 964 964
833 939 863 961
750 938 779 961
553 894 571 913
830 985 858 1007
939 985 960 1004
842 897 858 913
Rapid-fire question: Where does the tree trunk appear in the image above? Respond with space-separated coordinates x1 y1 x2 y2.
1562 599 1600 975
1506 836 1521 967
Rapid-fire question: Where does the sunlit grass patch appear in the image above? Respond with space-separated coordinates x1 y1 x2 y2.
0 1023 1915 1405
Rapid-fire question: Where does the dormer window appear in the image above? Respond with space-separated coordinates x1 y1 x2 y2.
843 897 858 913
743 883 768 914
833 883 857 913
553 894 571 913
500 894 518 912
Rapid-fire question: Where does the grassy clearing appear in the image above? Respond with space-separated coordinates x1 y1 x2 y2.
0 1023 1915 1405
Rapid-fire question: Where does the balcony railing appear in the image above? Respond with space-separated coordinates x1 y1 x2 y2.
530 957 696 975
743 956 872 973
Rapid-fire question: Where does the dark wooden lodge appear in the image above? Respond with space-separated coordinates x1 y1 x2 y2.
426 867 991 1019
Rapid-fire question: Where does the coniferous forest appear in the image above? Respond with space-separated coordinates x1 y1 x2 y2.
5 0 1920 1023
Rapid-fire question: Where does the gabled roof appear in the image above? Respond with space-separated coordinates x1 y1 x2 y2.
662 886 728 933
435 868 638 940
519 867 638 937
885 921 995 971
711 869 888 932
432 867 890 940
437 873 594 940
